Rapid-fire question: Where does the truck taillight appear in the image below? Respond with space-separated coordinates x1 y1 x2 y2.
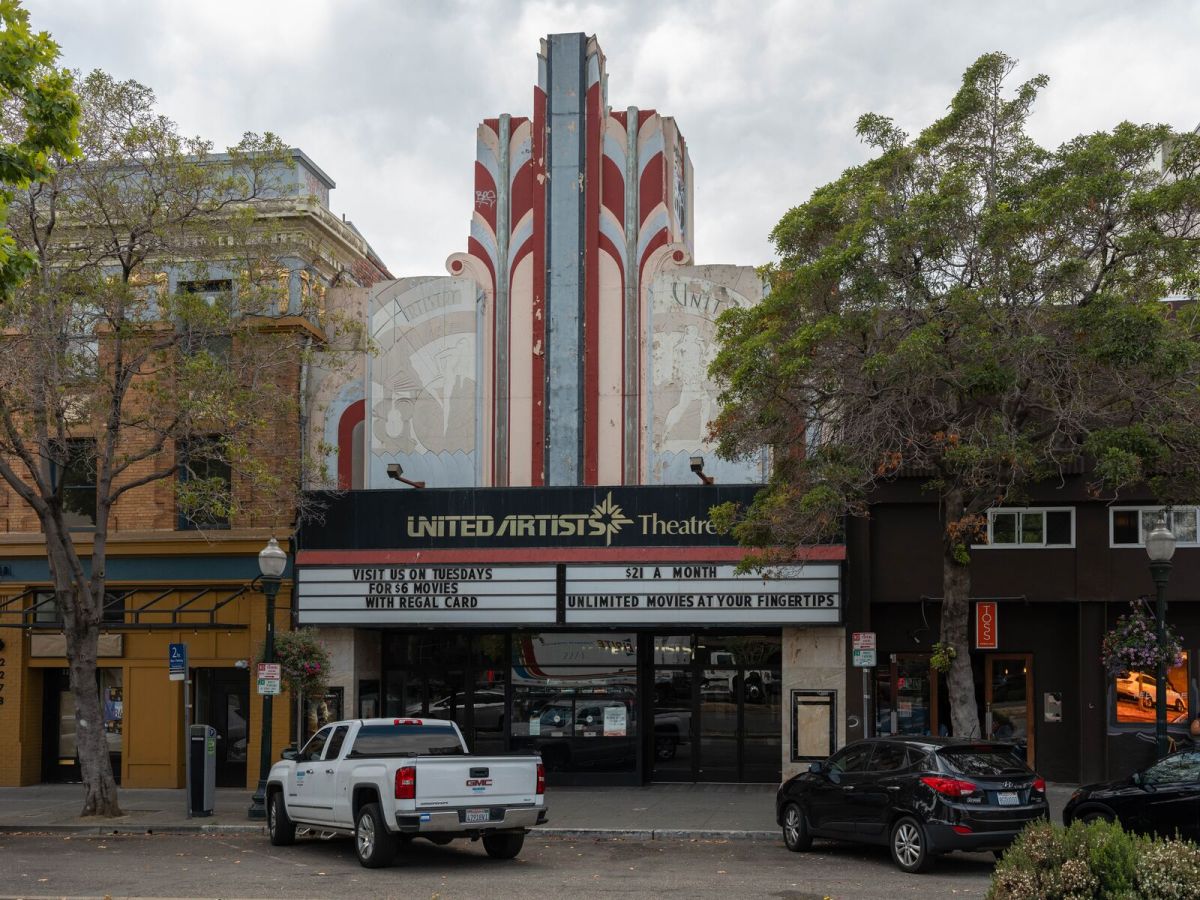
536 762 545 795
395 765 416 800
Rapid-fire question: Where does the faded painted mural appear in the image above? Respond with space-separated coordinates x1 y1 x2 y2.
646 266 767 485
367 276 482 487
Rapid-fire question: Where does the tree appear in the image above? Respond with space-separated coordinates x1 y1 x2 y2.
0 70 326 816
709 52 1200 738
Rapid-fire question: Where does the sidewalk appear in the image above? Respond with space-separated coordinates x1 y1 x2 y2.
0 781 1079 840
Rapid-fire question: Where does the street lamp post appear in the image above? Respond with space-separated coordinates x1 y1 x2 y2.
247 536 288 820
1146 516 1177 758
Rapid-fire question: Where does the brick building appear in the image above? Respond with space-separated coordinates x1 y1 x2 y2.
0 150 391 789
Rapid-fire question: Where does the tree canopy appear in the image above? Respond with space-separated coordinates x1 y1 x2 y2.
709 52 1200 737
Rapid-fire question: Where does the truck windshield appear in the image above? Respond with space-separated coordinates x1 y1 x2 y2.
347 723 465 758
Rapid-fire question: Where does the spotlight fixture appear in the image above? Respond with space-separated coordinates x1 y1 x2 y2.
386 462 426 489
689 455 714 485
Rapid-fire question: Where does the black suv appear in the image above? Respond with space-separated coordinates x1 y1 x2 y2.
776 737 1049 873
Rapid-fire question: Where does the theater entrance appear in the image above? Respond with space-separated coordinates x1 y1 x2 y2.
651 635 782 783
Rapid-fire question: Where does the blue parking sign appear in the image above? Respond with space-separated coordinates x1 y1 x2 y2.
168 642 187 681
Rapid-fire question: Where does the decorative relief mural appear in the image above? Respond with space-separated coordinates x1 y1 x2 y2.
646 267 767 484
368 277 481 487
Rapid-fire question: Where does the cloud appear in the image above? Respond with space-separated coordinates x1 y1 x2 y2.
29 0 1200 274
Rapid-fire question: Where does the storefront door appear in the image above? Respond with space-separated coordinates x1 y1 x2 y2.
985 654 1035 767
652 635 782 783
41 667 123 784
205 670 249 788
875 654 945 736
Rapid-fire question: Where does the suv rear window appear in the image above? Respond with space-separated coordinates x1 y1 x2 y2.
938 746 1029 777
347 724 465 758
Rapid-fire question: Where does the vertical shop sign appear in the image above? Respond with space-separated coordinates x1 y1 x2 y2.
976 602 998 650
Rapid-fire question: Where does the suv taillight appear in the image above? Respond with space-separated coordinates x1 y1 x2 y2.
536 762 545 795
920 775 978 798
1032 777 1046 793
395 765 416 800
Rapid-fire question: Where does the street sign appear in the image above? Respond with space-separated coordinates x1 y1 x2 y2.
852 632 876 651
852 648 877 668
168 642 188 681
256 662 282 696
976 601 998 650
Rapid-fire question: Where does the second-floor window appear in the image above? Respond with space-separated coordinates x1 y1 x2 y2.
54 439 96 530
1111 506 1199 548
984 508 1074 548
177 436 232 530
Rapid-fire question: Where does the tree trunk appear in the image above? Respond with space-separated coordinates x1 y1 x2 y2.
61 585 123 818
941 490 982 739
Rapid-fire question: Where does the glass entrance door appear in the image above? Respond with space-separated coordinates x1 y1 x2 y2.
651 635 782 783
985 654 1034 767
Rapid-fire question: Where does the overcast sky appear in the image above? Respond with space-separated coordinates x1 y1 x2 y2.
31 0 1200 275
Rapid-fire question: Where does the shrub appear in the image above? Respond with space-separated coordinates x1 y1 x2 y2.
988 819 1200 900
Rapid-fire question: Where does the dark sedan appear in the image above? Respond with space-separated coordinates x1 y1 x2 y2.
776 737 1049 873
1063 748 1200 840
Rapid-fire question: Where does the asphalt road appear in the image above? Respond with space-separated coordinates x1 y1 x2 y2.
0 831 995 899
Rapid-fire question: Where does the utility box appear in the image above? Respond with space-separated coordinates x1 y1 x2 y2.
189 724 217 817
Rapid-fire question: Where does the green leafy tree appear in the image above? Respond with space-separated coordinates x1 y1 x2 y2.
0 68 347 816
709 52 1200 738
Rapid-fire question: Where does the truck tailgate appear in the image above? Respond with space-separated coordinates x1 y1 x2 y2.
414 755 540 808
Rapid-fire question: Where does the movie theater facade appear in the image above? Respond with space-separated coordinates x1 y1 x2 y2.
295 485 846 785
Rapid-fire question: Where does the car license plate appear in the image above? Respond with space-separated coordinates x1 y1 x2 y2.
997 791 1019 806
465 808 489 824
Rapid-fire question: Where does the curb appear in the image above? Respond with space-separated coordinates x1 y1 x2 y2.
539 827 778 842
0 824 266 835
0 824 777 841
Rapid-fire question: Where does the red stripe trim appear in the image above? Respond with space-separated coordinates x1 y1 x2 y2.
298 545 846 565
583 81 602 485
335 399 365 490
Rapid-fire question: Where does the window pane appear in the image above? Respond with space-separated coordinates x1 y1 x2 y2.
1143 751 1200 785
1045 511 1072 545
1112 510 1140 545
1173 509 1198 543
871 742 908 771
831 742 874 773
101 669 123 755
991 512 1017 545
1115 653 1189 725
1141 510 1165 545
1019 511 1044 545
60 440 96 529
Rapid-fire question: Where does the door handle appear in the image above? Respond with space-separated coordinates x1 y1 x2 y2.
887 786 900 792
842 785 855 791
304 768 313 774
325 768 335 774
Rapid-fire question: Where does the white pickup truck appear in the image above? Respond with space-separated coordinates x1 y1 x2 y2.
266 717 547 868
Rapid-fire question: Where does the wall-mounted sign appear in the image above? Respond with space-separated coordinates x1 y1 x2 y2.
301 485 766 551
564 563 840 625
976 601 999 650
297 565 557 625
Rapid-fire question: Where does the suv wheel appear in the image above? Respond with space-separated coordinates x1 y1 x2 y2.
355 802 396 868
782 802 812 852
890 816 934 873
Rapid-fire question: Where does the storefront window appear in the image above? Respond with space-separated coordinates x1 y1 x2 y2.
101 669 124 754
511 633 638 774
303 687 344 743
1114 654 1189 725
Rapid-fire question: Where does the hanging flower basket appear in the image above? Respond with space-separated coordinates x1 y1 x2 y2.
258 628 331 698
1101 599 1182 676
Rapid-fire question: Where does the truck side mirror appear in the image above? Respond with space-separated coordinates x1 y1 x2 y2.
281 746 298 761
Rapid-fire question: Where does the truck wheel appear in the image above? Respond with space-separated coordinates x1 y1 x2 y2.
482 831 525 860
355 802 396 868
267 790 295 846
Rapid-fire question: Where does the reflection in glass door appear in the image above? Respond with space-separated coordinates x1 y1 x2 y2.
699 668 739 781
985 654 1034 767
875 654 943 736
652 669 694 780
